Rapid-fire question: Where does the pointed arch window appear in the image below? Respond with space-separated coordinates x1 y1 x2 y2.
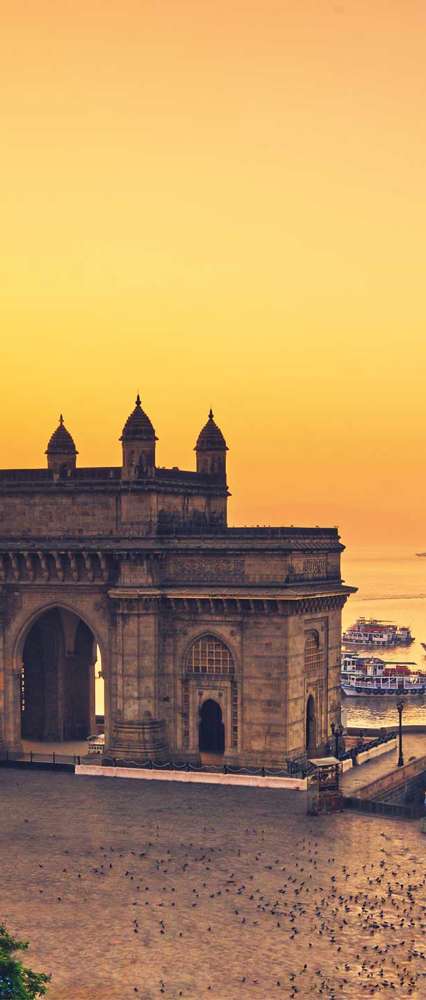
304 630 322 676
186 635 235 675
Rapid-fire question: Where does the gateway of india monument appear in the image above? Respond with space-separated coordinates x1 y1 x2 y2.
0 397 354 767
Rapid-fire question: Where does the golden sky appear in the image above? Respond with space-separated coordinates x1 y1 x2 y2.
2 1 426 548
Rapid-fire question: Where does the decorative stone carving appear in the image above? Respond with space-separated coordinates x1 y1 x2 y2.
303 556 327 578
37 551 49 581
82 551 94 582
165 555 245 584
53 552 64 582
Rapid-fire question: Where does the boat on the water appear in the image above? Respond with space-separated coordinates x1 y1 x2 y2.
341 653 426 696
342 617 414 647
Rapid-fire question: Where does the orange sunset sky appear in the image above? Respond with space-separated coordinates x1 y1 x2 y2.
2 1 426 550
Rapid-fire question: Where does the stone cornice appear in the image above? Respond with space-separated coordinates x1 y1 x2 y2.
0 540 354 594
0 472 228 499
0 533 343 555
108 584 354 600
0 549 112 584
108 589 352 617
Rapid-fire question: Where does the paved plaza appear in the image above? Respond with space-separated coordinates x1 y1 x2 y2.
0 766 425 1000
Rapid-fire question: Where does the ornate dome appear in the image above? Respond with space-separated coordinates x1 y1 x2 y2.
46 415 78 455
195 409 227 451
120 394 157 442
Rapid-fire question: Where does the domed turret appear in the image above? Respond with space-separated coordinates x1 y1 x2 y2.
46 415 77 474
195 409 227 481
120 394 157 477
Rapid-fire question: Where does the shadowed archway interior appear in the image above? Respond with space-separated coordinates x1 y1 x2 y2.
21 608 99 741
306 694 316 753
199 699 225 754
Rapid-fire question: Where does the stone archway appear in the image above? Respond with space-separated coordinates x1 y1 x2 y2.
199 699 225 754
20 607 99 742
306 694 316 753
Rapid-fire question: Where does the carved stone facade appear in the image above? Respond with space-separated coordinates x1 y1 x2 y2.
0 400 354 766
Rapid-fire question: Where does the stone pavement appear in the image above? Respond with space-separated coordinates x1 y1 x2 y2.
342 733 426 793
1 767 425 1000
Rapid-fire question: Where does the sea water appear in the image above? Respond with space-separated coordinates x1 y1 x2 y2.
342 548 426 727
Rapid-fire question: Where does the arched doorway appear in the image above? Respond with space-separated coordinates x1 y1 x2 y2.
21 607 102 742
306 695 316 753
199 699 225 754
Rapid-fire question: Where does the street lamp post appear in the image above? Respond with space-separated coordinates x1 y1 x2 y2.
331 722 342 759
396 699 404 768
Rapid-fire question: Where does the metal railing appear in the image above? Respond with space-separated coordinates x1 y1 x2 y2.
0 750 81 768
101 757 294 778
1 736 397 779
0 749 297 778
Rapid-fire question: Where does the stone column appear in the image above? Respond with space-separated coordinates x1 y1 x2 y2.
106 595 168 762
63 623 96 740
328 603 345 729
4 668 22 752
39 613 63 741
0 594 5 749
238 613 288 768
1 590 24 752
285 611 305 758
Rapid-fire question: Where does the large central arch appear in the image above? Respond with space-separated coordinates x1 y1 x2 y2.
19 605 102 743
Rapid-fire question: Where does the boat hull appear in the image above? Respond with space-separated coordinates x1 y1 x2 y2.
343 639 414 647
342 684 426 697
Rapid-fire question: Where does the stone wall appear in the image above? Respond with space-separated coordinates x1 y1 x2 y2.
0 493 117 536
106 601 340 767
0 479 227 538
0 464 352 766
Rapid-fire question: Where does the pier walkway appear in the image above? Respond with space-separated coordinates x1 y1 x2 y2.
342 732 426 793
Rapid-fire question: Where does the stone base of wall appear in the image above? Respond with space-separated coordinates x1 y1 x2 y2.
222 749 302 770
105 718 168 762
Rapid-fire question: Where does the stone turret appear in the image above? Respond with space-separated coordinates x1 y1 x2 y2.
120 394 157 478
46 415 77 474
195 409 228 482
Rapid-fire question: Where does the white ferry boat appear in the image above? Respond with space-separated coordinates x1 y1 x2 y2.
341 653 426 696
342 618 414 647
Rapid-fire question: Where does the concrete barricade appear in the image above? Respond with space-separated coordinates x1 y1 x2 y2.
357 738 397 766
75 763 308 791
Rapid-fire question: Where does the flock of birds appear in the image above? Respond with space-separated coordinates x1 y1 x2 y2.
27 816 426 999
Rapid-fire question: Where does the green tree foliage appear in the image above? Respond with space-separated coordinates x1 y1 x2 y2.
0 925 50 999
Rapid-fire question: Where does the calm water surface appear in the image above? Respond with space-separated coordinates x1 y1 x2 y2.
342 550 426 727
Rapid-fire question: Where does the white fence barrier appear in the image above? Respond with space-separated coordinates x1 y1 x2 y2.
75 763 308 791
357 738 397 766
